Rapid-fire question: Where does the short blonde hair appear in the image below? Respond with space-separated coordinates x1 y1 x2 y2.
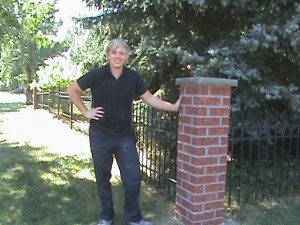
105 38 130 62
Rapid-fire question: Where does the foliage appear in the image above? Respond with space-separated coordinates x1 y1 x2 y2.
0 0 64 91
80 0 300 112
0 0 19 42
66 25 107 74
36 53 82 90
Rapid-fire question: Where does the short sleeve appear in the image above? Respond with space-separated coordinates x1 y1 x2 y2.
77 68 100 91
135 73 148 97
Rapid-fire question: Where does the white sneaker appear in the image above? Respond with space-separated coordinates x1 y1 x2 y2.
127 219 154 225
97 219 113 225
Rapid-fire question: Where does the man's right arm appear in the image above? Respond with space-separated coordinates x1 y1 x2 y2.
67 82 104 120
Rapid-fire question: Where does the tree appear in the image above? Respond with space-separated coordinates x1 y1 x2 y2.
66 25 107 73
0 0 19 42
0 0 64 103
79 0 300 114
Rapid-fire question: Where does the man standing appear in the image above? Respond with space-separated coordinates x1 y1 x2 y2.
67 38 181 225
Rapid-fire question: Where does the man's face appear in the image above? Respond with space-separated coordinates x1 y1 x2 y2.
108 46 128 69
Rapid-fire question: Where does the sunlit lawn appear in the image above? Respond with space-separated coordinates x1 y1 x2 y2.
1 94 300 225
0 139 179 225
228 194 300 225
0 97 178 225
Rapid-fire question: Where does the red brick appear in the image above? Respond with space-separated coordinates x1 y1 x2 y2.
223 98 231 106
217 191 225 200
192 193 217 203
209 108 230 117
216 209 224 217
189 211 215 222
186 86 209 95
208 127 229 136
176 204 188 217
221 137 229 145
181 180 194 191
205 183 225 193
176 186 189 200
190 174 217 185
207 147 227 155
194 97 222 106
218 173 227 182
184 125 207 136
219 155 228 164
201 175 218 184
191 156 219 165
209 86 232 96
183 145 206 155
193 185 205 193
189 174 205 184
205 165 227 175
176 186 185 198
193 117 221 126
178 152 191 163
181 197 203 212
178 124 184 133
178 133 192 144
177 169 190 182
182 162 202 174
185 106 208 116
177 161 183 170
203 201 224 211
179 216 191 225
189 166 205 176
181 96 193 105
177 142 183 151
179 115 193 125
222 118 230 126
192 137 220 146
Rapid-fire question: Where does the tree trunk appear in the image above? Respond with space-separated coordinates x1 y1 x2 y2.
25 87 33 105
26 66 33 105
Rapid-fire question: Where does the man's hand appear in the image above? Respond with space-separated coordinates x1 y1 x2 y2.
174 96 182 112
84 107 104 120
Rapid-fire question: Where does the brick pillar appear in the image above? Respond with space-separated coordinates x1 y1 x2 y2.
175 77 238 225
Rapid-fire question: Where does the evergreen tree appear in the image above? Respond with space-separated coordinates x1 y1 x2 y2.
81 0 300 115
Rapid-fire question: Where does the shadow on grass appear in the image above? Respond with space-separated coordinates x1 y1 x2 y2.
0 95 178 225
0 140 103 225
0 102 27 114
0 140 178 225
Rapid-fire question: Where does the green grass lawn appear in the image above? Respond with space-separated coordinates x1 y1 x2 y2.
3 139 300 225
0 140 178 225
1 94 300 225
0 96 178 225
226 194 300 225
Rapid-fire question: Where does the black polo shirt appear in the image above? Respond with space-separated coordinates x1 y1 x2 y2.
77 65 148 138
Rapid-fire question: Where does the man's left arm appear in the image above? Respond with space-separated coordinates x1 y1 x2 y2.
140 90 181 112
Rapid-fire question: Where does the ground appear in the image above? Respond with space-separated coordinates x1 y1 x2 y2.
0 92 120 177
0 91 241 225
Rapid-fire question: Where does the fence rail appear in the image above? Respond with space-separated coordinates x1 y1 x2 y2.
36 90 300 206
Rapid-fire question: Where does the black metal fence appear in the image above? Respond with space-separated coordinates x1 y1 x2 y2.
132 101 178 198
36 90 300 206
227 112 300 206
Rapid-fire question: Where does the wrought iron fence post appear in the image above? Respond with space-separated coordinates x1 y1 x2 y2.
70 99 73 129
33 87 38 109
